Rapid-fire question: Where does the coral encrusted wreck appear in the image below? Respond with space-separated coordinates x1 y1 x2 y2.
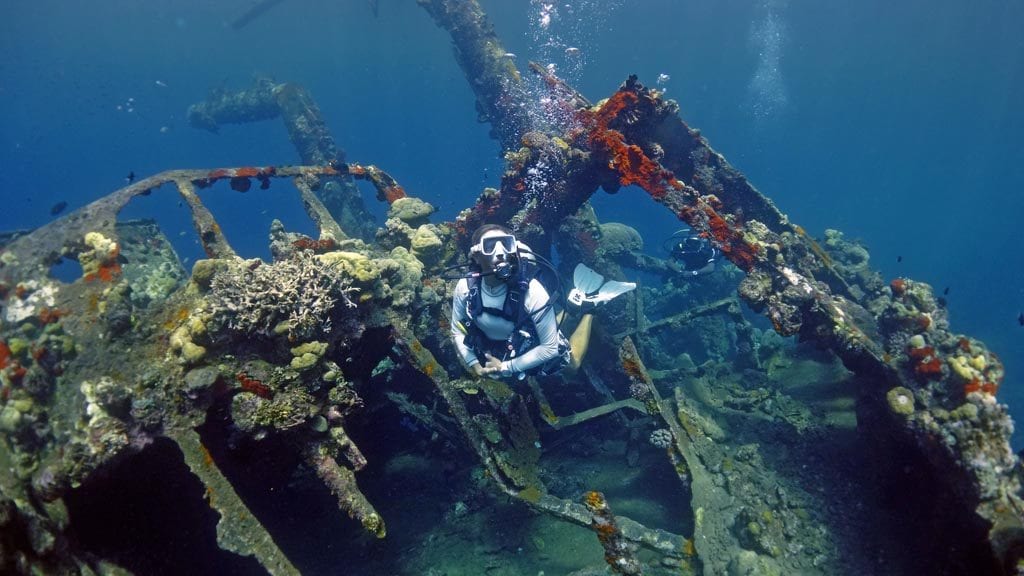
1 1 1022 575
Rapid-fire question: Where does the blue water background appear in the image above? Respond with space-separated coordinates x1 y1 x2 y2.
3 0 1023 446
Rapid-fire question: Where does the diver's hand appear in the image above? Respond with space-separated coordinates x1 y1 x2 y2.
474 353 504 377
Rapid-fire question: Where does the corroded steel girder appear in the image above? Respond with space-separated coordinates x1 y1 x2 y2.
417 0 533 151
188 79 377 240
0 164 399 282
582 78 1022 571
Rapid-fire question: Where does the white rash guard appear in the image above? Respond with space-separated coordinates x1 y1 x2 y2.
451 276 561 376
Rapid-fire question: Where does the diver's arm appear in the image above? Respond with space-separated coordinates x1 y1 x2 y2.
450 280 481 369
504 280 560 375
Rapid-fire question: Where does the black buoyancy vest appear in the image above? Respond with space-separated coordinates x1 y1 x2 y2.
465 258 558 349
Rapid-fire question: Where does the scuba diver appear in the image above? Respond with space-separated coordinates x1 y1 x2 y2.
665 228 719 276
450 224 636 380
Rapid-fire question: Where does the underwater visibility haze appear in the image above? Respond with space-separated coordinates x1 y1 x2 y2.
1 1 1023 575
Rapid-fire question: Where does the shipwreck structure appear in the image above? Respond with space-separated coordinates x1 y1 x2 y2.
1 1 1021 574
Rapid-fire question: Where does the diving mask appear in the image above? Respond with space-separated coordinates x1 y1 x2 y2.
473 233 518 256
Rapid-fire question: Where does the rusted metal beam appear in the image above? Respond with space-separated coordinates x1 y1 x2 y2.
417 0 533 151
0 164 398 282
188 80 378 240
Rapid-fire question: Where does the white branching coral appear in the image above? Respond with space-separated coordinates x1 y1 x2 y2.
209 250 358 339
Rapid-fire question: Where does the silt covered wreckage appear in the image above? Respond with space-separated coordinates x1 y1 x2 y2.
1 1 1021 574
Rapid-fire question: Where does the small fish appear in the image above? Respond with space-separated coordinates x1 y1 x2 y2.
564 47 581 57
155 80 168 88
943 286 949 296
126 171 135 184
897 255 902 263
49 201 68 216
1019 312 1024 326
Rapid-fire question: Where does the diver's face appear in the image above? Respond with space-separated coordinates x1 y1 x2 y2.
473 231 515 272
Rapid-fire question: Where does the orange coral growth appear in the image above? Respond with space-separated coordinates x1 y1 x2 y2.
292 237 338 252
621 357 644 381
207 169 229 180
85 245 122 283
588 89 637 128
584 490 605 510
957 338 971 352
85 261 122 283
594 521 617 539
382 185 406 204
583 89 679 199
890 278 907 296
234 167 260 178
236 372 273 399
965 378 999 396
201 443 215 467
908 345 942 379
38 307 64 325
578 84 777 276
682 539 696 558
907 345 934 361
613 142 668 193
703 207 758 271
916 357 943 378
0 341 10 369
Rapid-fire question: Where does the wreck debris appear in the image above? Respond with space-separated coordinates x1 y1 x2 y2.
306 442 385 538
0 1 1020 574
0 161 416 573
171 428 300 576
421 1 1021 562
188 78 377 240
582 490 642 575
418 0 533 151
393 330 690 563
